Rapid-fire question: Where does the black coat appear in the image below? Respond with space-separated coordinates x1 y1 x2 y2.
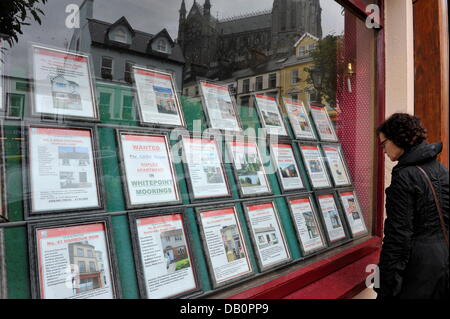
375 142 449 299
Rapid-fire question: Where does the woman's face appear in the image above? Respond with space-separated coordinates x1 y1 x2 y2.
379 133 405 162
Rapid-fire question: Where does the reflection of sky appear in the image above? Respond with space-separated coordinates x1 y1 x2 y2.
3 0 344 77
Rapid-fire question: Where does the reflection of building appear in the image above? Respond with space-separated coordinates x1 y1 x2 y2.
255 224 278 247
160 229 187 263
68 242 105 293
178 0 322 82
69 0 185 121
279 33 319 110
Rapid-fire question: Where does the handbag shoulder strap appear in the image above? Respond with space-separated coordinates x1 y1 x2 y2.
416 166 449 247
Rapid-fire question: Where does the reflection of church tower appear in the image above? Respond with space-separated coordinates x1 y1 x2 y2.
178 0 186 49
272 0 322 53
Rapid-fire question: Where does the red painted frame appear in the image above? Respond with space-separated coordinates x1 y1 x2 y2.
228 0 386 299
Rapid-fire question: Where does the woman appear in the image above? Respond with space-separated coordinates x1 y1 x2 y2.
374 113 449 299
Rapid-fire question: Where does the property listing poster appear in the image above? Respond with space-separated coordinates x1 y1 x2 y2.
133 67 183 127
317 194 346 242
32 46 96 118
323 145 351 186
283 98 316 140
246 203 290 268
289 198 326 254
339 191 367 236
200 82 241 132
255 94 287 136
136 214 197 299
36 223 114 299
228 141 270 195
120 133 179 206
199 208 252 285
310 106 337 141
29 127 99 212
182 137 230 199
271 144 304 191
300 145 331 188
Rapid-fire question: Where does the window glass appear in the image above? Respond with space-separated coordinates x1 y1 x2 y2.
0 0 378 299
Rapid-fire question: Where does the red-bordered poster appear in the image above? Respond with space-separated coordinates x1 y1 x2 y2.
317 194 346 243
309 105 338 142
322 145 351 187
118 132 180 208
288 197 326 254
28 126 101 213
227 141 271 196
270 143 304 191
255 94 288 136
133 67 185 127
197 207 252 287
135 214 197 299
283 98 316 140
245 202 291 271
199 81 241 132
182 137 230 200
338 191 368 237
32 45 98 120
299 144 332 189
36 222 115 299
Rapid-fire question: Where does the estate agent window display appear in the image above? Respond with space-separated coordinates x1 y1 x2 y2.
115 129 182 210
29 44 100 122
320 144 353 188
128 208 202 299
27 216 121 299
22 122 104 219
337 188 369 240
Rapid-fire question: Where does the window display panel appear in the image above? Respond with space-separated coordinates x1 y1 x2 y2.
254 94 288 136
29 218 120 299
316 193 348 245
31 45 98 120
199 81 241 132
26 125 103 216
287 196 327 256
196 206 253 288
117 130 181 209
133 66 185 128
321 144 352 187
270 143 305 192
130 212 199 299
243 201 291 271
283 98 317 141
181 136 231 201
298 144 332 189
227 141 272 197
338 190 368 238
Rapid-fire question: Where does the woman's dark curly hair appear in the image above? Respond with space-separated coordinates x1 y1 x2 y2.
376 113 427 150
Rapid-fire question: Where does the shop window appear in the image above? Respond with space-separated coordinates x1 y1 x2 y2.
124 61 135 84
269 73 277 89
256 76 263 91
